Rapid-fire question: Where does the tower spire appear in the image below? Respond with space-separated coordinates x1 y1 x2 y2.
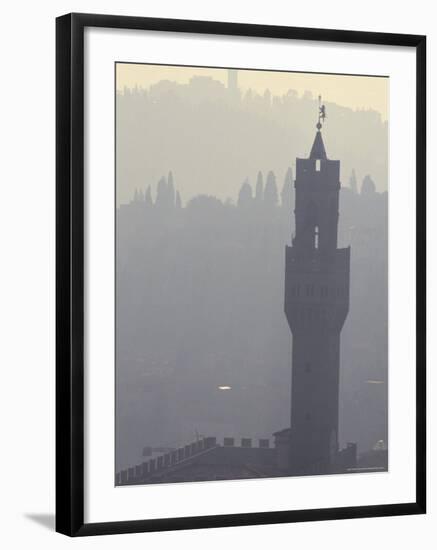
310 95 327 160
317 94 326 130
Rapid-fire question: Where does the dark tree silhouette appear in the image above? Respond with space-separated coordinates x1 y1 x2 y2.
264 170 278 207
255 171 264 202
168 171 176 207
145 185 153 206
155 176 168 208
237 179 253 208
361 174 376 196
281 167 294 210
349 169 358 194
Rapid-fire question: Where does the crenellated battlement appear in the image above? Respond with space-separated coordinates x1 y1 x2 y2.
116 437 273 486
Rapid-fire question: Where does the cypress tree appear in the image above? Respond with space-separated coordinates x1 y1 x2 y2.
264 170 278 207
155 176 168 207
167 171 175 206
237 179 253 208
255 171 264 202
349 169 358 194
145 185 153 206
281 167 293 209
361 174 376 196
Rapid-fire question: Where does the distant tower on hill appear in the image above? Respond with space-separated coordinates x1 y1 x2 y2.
227 69 239 98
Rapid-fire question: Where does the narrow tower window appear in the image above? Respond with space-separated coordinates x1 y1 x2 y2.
315 159 321 171
314 226 319 249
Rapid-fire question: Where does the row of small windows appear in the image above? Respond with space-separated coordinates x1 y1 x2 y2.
289 284 348 298
296 308 331 322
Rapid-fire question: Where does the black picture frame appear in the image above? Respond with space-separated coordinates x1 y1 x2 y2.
56 12 426 537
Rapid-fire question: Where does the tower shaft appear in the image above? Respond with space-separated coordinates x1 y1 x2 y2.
290 328 340 472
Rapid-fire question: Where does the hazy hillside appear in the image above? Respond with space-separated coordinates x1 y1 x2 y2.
116 80 388 206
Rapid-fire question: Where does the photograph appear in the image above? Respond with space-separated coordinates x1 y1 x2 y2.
114 63 389 486
54 12 425 536
0 2 430 547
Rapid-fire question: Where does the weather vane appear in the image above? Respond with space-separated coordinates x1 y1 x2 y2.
317 94 326 130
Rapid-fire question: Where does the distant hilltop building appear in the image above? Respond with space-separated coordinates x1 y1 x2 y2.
227 68 240 99
116 109 359 486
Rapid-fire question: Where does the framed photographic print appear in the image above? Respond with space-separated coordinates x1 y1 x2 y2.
56 13 426 536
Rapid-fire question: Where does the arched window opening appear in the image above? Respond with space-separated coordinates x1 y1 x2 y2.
314 225 319 249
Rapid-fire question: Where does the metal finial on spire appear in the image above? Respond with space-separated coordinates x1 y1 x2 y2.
317 94 326 130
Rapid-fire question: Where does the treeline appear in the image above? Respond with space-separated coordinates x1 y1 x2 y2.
126 167 378 212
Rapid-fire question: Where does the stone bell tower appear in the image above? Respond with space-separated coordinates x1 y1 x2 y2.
284 99 350 474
